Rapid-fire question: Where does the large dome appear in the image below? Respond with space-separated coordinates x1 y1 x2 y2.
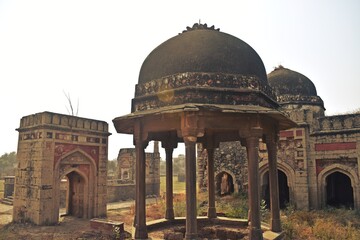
268 66 324 107
139 23 267 84
131 23 278 113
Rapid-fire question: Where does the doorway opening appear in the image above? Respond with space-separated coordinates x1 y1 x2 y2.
326 171 354 209
262 170 289 209
65 171 86 218
216 171 234 196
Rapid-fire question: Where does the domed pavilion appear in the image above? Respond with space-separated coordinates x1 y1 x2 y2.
113 23 296 240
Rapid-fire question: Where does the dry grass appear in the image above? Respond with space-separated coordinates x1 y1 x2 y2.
281 207 360 240
144 191 360 240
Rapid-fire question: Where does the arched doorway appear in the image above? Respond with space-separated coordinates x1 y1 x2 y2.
66 171 86 217
262 170 289 209
216 171 234 196
326 172 354 208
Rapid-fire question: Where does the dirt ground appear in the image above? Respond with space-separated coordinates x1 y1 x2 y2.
0 200 250 240
0 200 159 240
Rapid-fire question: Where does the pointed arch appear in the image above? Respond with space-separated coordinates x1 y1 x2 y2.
215 169 237 195
317 164 359 209
53 149 97 221
259 160 296 207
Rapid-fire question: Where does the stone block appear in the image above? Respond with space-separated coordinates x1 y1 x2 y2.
90 218 124 234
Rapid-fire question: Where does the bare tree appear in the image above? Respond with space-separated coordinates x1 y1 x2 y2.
63 91 79 116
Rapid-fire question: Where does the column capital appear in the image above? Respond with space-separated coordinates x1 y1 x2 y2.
161 139 178 150
241 127 263 140
264 131 279 145
183 135 197 144
133 120 149 147
180 112 204 140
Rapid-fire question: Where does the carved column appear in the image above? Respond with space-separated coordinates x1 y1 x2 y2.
266 133 281 232
134 122 148 239
246 127 263 240
162 140 176 220
184 136 198 240
207 147 217 218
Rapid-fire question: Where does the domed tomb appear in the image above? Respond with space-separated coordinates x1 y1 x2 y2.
268 66 324 108
132 23 278 113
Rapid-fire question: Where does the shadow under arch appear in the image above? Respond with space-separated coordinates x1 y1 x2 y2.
259 161 295 208
318 164 359 209
53 149 98 222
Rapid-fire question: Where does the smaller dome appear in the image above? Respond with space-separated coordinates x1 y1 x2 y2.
268 66 317 96
268 66 324 108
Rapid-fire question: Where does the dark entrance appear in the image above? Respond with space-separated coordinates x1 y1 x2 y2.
66 171 85 217
216 172 234 196
326 172 354 209
263 170 289 209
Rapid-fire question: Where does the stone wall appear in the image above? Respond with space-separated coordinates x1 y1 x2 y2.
13 112 110 225
197 112 360 211
106 144 161 203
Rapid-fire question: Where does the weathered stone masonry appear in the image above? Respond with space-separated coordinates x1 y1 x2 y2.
13 112 110 225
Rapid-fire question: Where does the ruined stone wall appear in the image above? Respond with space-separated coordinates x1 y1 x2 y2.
108 145 160 202
13 112 110 225
310 114 360 209
197 142 248 194
197 111 360 211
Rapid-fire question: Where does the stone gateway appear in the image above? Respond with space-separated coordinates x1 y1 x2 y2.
13 112 110 225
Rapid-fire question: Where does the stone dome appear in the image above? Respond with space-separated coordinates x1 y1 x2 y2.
132 24 278 113
268 66 324 107
268 66 317 96
139 23 267 85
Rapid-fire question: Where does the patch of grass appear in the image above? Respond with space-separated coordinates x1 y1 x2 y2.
159 176 185 195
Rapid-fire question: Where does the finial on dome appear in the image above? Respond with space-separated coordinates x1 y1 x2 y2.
182 23 220 33
274 65 284 70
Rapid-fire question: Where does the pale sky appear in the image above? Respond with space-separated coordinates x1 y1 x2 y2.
0 0 359 160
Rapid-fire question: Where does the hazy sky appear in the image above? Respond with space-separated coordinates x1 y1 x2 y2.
0 0 359 160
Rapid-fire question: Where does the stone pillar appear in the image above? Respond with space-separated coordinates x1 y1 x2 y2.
207 147 217 218
266 134 281 232
134 123 148 239
164 146 175 220
246 128 263 240
184 136 198 240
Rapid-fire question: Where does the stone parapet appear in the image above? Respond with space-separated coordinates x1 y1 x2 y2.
314 113 360 135
18 111 109 135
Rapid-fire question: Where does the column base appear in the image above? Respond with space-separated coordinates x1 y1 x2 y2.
165 208 175 220
134 226 148 240
207 207 217 219
185 233 198 240
271 218 282 232
249 227 263 240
